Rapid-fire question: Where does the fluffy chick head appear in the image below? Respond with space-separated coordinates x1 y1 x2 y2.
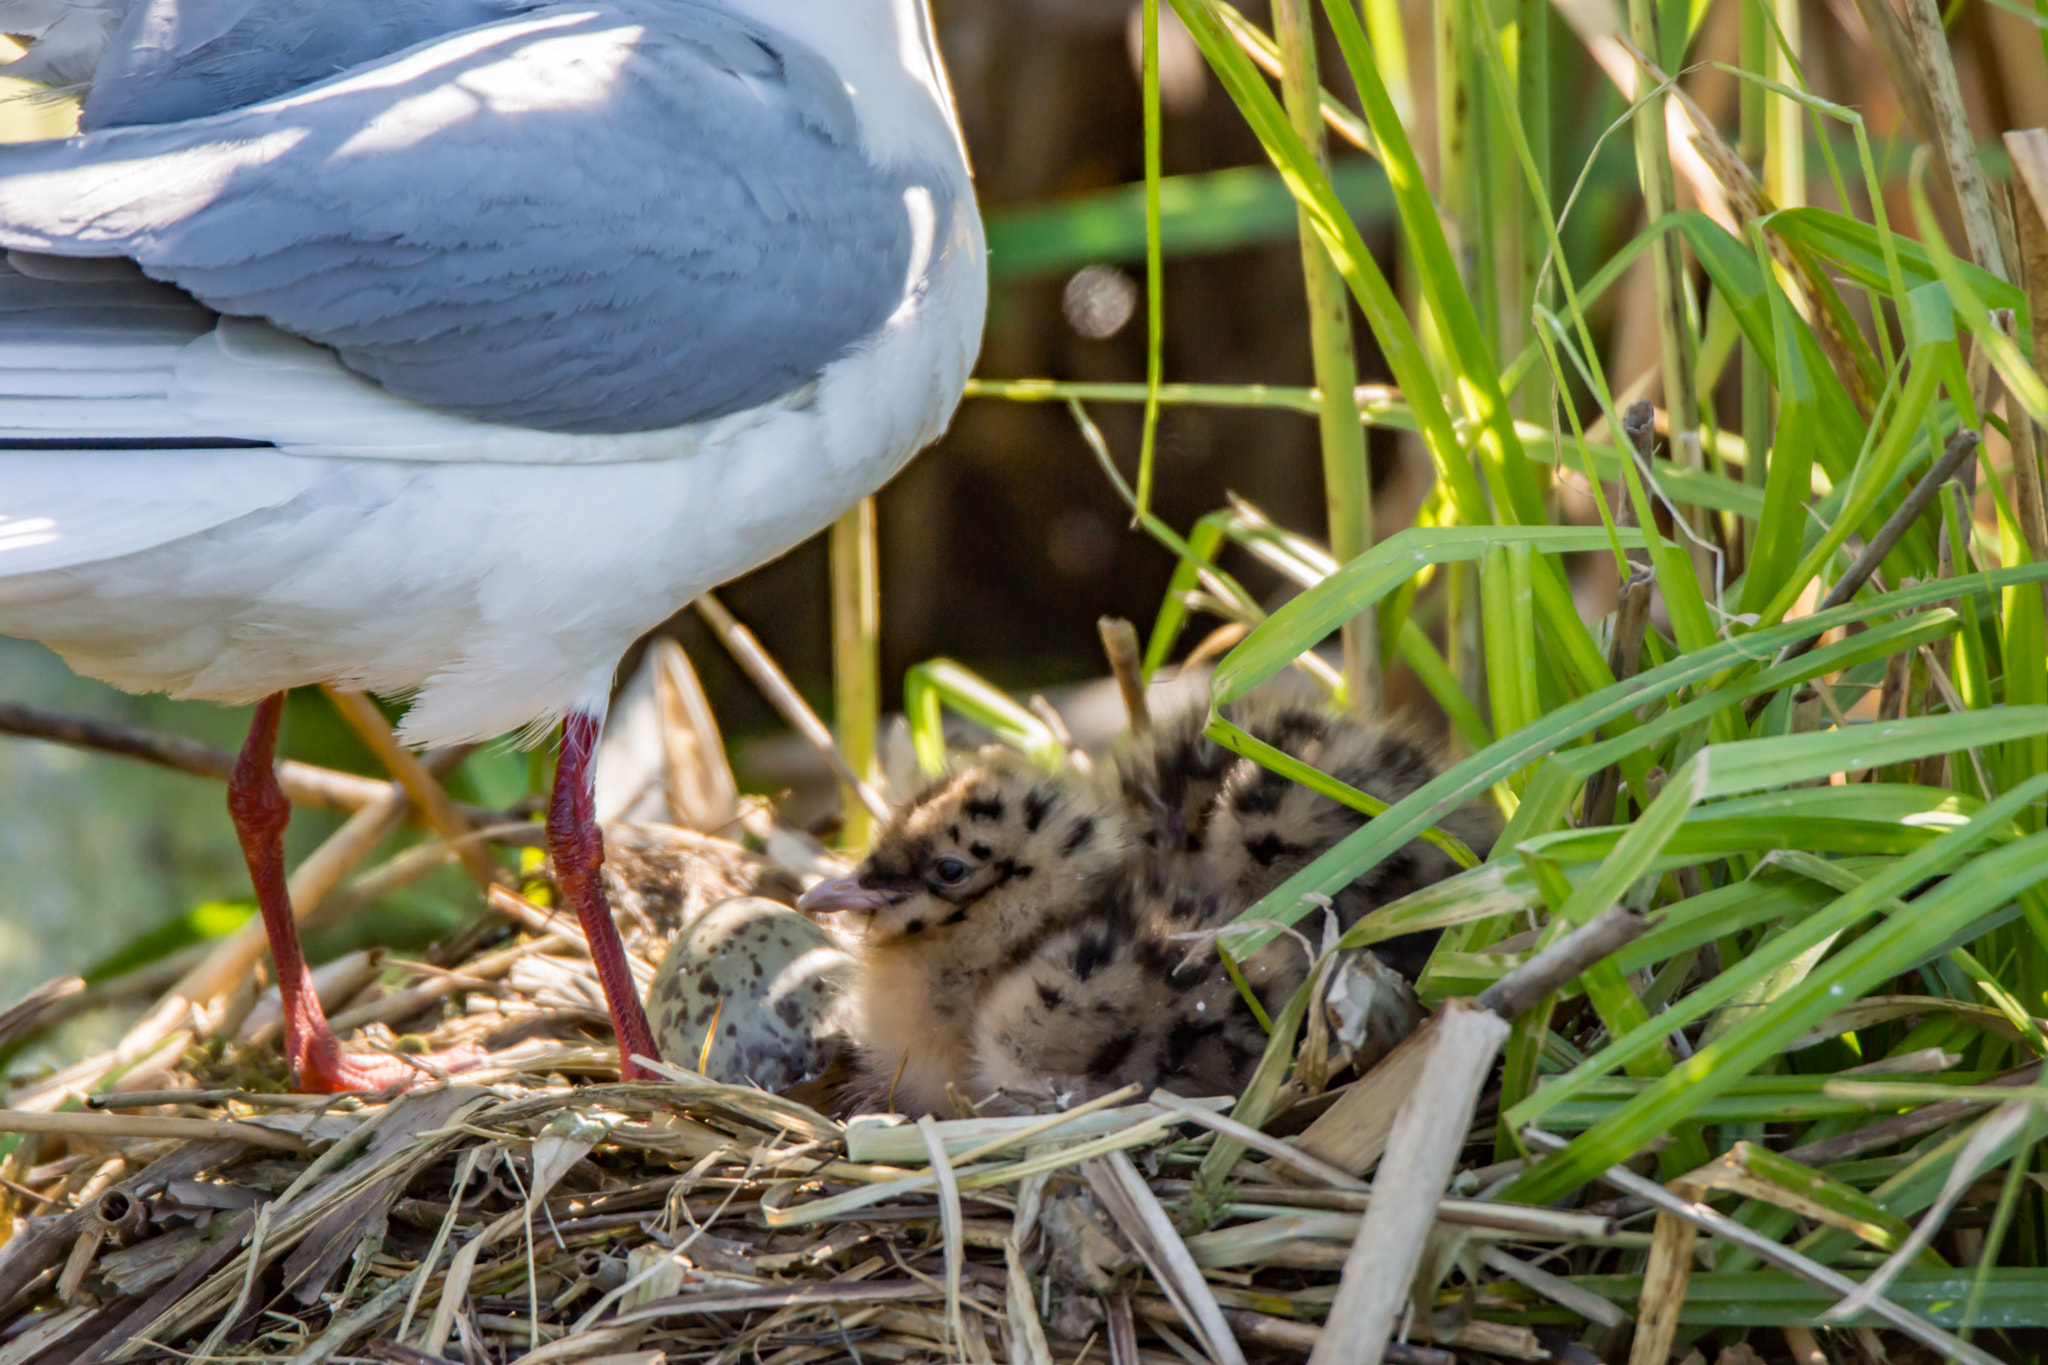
799 751 1130 953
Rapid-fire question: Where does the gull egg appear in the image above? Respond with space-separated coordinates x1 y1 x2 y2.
645 897 854 1090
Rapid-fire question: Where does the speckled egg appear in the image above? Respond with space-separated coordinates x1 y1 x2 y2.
645 897 855 1090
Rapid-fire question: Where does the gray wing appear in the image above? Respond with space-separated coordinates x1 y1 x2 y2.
82 0 544 130
0 2 935 435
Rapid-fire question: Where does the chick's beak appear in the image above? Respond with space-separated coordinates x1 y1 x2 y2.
797 873 891 915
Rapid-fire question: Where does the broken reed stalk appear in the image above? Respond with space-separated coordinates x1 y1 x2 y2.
1628 1209 1700 1365
1307 1000 1511 1365
639 638 741 833
1780 1060 2044 1164
1478 906 1654 1017
1099 616 1152 734
0 976 85 1052
1085 1150 1248 1365
693 592 891 824
1899 0 2014 279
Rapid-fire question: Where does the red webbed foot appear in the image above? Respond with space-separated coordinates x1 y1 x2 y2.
290 1036 488 1094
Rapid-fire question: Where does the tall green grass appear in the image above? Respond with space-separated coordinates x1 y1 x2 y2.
917 0 2048 1346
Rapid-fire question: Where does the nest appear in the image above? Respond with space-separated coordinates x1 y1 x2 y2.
0 644 2024 1365
0 781 1569 1365
0 830 1975 1365
0 1064 1570 1364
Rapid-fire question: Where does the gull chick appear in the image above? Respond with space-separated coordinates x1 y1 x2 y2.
802 753 1137 1115
802 697 1493 1114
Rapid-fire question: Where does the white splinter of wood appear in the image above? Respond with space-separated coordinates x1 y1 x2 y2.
1307 999 1512 1365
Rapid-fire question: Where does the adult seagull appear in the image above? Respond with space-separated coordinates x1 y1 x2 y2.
0 0 985 1092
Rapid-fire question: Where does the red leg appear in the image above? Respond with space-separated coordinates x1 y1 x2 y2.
230 693 481 1093
549 711 662 1080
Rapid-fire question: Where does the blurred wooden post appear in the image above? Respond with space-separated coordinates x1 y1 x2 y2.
830 497 882 849
1270 0 1379 715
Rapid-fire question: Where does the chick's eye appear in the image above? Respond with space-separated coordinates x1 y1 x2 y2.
930 856 971 886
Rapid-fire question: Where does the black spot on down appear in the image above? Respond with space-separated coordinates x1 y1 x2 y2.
1071 931 1116 981
1087 1031 1138 1077
1245 831 1305 866
1023 786 1056 832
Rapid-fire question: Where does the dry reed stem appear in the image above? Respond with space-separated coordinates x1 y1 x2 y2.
1685 1144 1893 1241
1291 1012 1435 1176
1085 1150 1247 1365
645 637 740 834
323 686 501 892
1307 1000 1509 1365
1146 1090 1364 1191
1521 1128 2005 1365
1824 1100 2032 1321
1628 1210 1700 1365
695 593 890 824
1783 1325 1829 1365
0 701 496 822
916 1116 967 1352
1478 1246 1629 1330
0 978 84 1053
1098 617 1152 734
1900 0 2014 278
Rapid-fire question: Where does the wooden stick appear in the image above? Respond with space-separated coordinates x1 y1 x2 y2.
1900 0 2016 277
1478 906 1654 1020
1744 428 1980 722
